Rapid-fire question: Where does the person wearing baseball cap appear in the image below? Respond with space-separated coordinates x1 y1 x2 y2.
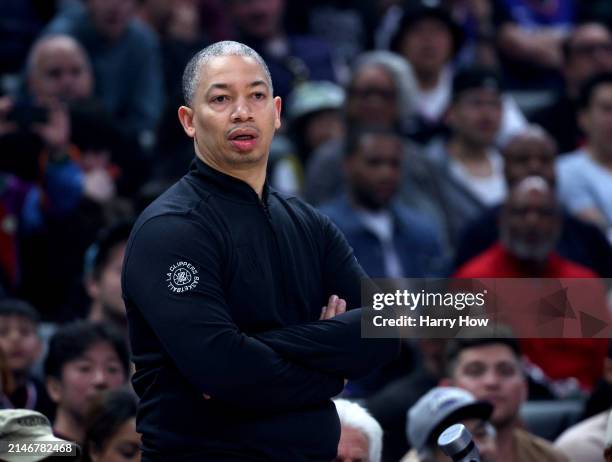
402 386 496 462
0 409 78 461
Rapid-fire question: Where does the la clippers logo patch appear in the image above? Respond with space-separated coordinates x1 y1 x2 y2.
167 261 199 293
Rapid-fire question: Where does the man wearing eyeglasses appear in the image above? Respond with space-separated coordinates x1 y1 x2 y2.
531 22 612 153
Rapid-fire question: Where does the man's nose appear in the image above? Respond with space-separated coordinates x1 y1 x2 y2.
92 368 109 388
231 99 253 122
482 370 501 387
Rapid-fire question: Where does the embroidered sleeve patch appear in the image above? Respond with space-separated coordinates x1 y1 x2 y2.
166 261 199 293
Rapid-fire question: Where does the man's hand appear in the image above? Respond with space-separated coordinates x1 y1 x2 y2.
32 103 70 155
320 294 346 320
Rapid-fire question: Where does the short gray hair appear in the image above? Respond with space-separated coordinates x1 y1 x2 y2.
27 34 91 77
334 399 383 462
351 51 419 125
182 40 273 106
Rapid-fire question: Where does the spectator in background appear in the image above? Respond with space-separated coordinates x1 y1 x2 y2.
531 22 612 154
286 81 345 167
402 386 497 462
12 34 136 321
0 409 79 461
44 321 129 445
555 341 612 462
267 80 345 195
454 126 612 277
557 72 612 238
334 399 383 462
24 34 146 199
84 222 132 340
443 337 569 462
492 0 574 89
423 66 506 248
0 299 53 416
389 0 463 141
454 177 607 391
390 1 526 144
227 0 337 101
304 50 419 205
305 1 380 67
367 339 448 462
82 387 141 462
44 0 165 141
318 127 444 400
0 35 94 300
319 127 444 279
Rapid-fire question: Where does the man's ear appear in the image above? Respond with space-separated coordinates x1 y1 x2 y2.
46 376 62 404
439 377 451 386
84 275 99 299
273 96 282 130
178 106 196 138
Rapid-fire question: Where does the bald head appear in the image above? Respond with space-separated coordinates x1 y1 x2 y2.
27 35 93 104
502 126 556 188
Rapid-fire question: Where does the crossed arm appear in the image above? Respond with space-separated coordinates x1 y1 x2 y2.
123 215 399 412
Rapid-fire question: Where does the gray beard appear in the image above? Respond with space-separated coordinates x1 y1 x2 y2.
499 229 558 263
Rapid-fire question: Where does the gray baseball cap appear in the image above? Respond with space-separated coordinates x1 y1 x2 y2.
407 387 493 452
0 409 77 461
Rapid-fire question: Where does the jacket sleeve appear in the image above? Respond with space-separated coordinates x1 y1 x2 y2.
122 214 344 412
254 308 399 379
299 211 401 368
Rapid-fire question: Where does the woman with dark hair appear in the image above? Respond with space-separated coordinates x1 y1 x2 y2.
81 387 141 462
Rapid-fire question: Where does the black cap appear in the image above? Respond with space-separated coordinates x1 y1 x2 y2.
452 66 502 100
390 0 464 55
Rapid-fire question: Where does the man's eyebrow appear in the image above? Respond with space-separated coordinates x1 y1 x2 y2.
249 80 268 88
205 80 268 96
206 83 230 95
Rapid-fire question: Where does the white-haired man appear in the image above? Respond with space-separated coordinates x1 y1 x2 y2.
334 399 383 462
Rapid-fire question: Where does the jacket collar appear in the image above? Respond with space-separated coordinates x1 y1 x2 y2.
188 156 269 205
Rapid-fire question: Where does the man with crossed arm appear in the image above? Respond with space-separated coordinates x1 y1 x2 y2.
122 40 399 462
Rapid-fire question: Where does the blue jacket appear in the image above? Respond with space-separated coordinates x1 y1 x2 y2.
319 196 447 278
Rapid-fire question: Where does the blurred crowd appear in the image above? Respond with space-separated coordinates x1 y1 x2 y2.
1 0 612 461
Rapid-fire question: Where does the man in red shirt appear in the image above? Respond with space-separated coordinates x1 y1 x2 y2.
455 176 606 389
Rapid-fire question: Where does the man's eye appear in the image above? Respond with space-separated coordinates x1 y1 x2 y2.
212 95 228 103
253 92 265 100
464 363 486 377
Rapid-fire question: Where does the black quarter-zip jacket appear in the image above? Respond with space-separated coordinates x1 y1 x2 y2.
122 157 399 461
